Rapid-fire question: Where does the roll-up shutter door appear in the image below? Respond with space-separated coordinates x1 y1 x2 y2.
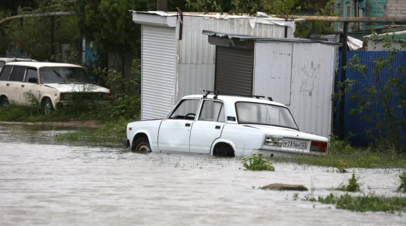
215 46 253 95
141 25 176 120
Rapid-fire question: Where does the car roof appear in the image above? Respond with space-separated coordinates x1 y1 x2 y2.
182 94 286 107
0 57 36 62
4 61 83 68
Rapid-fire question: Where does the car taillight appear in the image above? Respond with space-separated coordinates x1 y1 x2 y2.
311 141 328 152
60 93 64 100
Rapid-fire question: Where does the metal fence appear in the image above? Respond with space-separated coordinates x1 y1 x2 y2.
337 51 406 146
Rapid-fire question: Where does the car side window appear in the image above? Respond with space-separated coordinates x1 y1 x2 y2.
25 68 38 83
9 66 26 82
0 61 5 71
169 99 200 120
198 100 225 122
0 65 12 81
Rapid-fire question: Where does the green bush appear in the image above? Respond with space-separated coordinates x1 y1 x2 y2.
241 153 275 171
398 171 406 193
328 134 356 155
94 59 141 121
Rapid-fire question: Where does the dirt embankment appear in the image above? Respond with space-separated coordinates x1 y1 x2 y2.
0 120 103 128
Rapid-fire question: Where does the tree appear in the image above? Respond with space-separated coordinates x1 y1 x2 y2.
185 0 336 38
336 32 406 152
75 0 156 56
5 0 80 60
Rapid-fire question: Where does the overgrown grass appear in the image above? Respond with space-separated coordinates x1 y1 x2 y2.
0 103 104 122
306 193 406 214
54 118 129 146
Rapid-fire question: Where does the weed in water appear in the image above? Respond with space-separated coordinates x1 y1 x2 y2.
316 193 406 214
302 195 317 202
398 171 406 193
336 160 349 173
346 172 361 192
335 172 361 192
241 153 275 171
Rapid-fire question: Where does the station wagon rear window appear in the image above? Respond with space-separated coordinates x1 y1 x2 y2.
235 102 298 130
40 67 89 84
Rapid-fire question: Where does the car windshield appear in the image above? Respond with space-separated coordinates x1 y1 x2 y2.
39 67 89 84
235 102 298 130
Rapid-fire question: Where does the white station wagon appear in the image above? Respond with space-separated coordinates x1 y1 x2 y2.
0 62 110 113
124 91 329 157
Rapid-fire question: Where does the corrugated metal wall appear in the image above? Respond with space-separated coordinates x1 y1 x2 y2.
215 46 253 95
253 42 292 105
290 43 336 137
337 51 406 146
176 16 293 100
141 25 177 120
253 42 336 137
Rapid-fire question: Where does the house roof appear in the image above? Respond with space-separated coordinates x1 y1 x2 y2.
131 11 297 29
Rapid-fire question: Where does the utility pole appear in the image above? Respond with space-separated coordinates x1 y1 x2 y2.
339 22 349 140
157 0 167 11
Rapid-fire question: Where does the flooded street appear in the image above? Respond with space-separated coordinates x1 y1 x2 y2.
0 124 405 225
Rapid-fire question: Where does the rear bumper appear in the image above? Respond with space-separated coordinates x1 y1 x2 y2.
123 139 130 148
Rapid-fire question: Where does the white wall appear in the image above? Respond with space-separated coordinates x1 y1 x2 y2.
254 42 336 137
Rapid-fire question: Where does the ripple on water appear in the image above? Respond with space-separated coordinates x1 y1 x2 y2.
0 125 405 225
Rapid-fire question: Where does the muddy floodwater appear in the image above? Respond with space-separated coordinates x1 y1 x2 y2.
0 124 405 225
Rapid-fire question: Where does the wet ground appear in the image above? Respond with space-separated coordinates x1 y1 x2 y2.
0 124 405 225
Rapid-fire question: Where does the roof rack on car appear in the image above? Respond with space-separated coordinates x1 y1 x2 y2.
202 90 272 100
203 90 221 99
220 93 265 99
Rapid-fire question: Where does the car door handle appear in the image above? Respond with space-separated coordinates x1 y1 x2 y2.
21 85 24 88
215 125 221 129
185 123 191 127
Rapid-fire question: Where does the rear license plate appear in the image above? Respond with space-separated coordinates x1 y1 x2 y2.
283 139 308 150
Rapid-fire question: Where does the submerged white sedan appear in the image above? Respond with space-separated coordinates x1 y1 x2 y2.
124 92 329 157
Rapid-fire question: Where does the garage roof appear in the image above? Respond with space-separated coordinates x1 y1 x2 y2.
203 30 340 45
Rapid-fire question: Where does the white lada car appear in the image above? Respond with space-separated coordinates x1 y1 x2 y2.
0 62 110 113
124 92 329 157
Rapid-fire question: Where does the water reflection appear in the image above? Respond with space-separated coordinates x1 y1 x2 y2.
0 125 404 225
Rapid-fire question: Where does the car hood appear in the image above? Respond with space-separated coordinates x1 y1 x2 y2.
44 83 109 93
243 124 329 142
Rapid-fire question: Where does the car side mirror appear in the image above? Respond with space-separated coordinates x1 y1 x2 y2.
28 78 38 84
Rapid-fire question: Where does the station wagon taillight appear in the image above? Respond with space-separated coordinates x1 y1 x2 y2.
311 141 328 152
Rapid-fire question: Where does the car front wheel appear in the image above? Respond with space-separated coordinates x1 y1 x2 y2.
41 98 54 115
133 137 151 153
0 97 9 108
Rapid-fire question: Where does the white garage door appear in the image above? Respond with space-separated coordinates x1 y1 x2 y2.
141 25 176 120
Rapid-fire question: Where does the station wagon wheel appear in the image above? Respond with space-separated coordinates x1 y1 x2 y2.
0 97 9 108
41 98 54 115
133 137 151 153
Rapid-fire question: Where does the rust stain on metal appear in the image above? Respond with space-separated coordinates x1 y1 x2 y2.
176 7 183 40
